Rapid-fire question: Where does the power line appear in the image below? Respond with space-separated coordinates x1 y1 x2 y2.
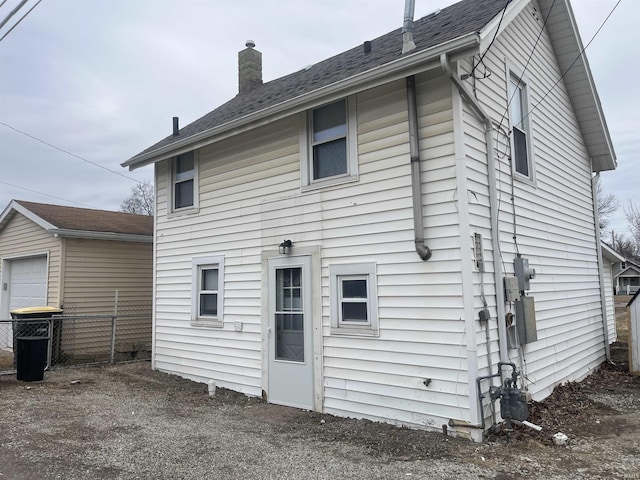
0 180 95 208
0 0 42 43
0 121 142 184
495 0 557 154
469 0 512 78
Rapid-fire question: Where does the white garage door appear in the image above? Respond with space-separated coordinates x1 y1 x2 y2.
9 256 48 311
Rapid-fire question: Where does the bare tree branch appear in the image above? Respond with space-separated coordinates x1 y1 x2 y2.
121 181 154 216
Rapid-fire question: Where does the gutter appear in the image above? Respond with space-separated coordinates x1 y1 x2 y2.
123 33 481 171
440 53 508 364
590 172 612 363
49 229 153 243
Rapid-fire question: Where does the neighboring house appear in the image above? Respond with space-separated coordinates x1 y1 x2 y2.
613 259 640 295
0 200 153 357
601 243 625 344
123 0 616 441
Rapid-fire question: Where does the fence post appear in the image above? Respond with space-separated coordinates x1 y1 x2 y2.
110 316 116 364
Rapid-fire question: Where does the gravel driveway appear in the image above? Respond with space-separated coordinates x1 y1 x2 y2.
1 360 639 480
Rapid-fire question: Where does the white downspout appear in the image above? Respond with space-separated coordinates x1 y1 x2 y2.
406 75 433 261
440 54 508 363
591 172 612 362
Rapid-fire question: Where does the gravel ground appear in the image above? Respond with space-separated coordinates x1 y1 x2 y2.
1 357 639 480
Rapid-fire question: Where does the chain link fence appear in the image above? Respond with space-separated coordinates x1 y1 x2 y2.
0 297 151 375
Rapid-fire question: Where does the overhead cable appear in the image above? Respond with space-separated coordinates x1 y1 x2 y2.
0 0 42 43
0 121 142 184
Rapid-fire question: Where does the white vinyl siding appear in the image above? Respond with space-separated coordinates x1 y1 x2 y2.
153 74 469 429
463 2 605 403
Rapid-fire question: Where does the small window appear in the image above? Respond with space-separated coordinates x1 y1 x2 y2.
509 74 534 180
171 151 198 212
191 256 224 327
300 96 358 189
330 263 378 335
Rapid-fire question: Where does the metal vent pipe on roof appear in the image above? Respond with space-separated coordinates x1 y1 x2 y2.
172 117 179 136
402 0 417 54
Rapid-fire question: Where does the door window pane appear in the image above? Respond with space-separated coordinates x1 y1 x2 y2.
275 267 304 362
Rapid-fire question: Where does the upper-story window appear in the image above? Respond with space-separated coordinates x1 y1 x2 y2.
171 151 198 213
300 96 358 190
509 73 534 180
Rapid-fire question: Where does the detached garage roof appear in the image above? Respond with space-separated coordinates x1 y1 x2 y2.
0 200 153 242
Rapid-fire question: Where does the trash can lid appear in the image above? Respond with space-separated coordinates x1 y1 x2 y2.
10 306 63 315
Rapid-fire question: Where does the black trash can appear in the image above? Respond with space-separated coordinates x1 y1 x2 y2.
16 336 49 381
11 307 63 380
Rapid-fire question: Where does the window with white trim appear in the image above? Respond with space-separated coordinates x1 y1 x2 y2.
508 73 534 179
330 263 378 335
171 150 198 213
300 96 358 189
191 256 224 327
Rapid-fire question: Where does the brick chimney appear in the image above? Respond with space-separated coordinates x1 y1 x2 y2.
238 40 262 94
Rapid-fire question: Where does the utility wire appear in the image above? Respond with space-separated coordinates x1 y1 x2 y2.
0 0 28 30
0 0 42 43
0 180 95 208
495 0 557 157
514 0 623 131
0 121 142 184
469 0 512 78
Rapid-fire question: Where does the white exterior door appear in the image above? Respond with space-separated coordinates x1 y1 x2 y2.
267 255 314 409
9 256 47 311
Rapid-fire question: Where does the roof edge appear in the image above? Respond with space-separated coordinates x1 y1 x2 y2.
601 242 625 263
539 0 616 172
122 32 481 171
50 228 153 243
0 200 58 233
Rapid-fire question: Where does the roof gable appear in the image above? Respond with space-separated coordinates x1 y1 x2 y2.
124 0 615 174
0 200 153 241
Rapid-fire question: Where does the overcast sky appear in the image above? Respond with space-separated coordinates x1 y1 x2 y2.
0 0 637 237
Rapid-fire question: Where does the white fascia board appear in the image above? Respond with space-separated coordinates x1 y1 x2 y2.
123 33 480 171
539 0 616 172
0 200 57 233
601 242 625 263
49 229 153 243
478 0 531 50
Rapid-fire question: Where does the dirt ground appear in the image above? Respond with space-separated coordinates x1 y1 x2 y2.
0 304 638 479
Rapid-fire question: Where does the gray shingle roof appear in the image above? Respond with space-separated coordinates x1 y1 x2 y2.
130 0 508 162
14 200 153 237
